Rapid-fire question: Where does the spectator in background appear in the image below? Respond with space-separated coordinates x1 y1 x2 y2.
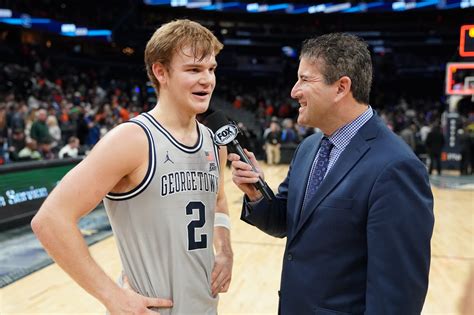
8 129 26 161
10 103 28 132
39 140 55 160
117 105 130 122
233 95 242 109
0 103 7 163
236 122 256 154
419 121 431 143
58 136 80 159
0 135 6 165
0 103 7 139
46 115 62 150
281 118 298 144
76 111 90 147
458 127 471 176
399 122 417 151
264 120 281 165
18 138 42 161
425 122 445 175
30 109 51 145
278 102 292 118
86 117 101 148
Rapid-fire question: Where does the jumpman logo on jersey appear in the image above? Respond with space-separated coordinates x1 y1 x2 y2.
164 151 174 164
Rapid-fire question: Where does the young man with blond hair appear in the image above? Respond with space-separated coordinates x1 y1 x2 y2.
32 19 232 315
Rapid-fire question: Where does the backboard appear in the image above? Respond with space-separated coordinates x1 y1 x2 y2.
445 62 474 95
460 24 474 57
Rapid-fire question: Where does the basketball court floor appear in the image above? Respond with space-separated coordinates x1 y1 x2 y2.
1 164 473 314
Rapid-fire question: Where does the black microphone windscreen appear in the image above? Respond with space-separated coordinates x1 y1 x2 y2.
206 111 230 133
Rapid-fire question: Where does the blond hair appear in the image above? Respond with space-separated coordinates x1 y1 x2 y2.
144 19 223 95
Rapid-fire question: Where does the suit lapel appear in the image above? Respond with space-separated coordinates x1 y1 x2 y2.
291 114 381 240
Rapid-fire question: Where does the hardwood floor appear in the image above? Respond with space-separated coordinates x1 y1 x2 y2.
1 164 472 314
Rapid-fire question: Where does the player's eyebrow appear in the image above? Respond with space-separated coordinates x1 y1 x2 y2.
183 62 218 68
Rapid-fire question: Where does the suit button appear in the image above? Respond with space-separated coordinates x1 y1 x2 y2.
287 254 293 261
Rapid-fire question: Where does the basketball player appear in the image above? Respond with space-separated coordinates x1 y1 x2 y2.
31 20 233 315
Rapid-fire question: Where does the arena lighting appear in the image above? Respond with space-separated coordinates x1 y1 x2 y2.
171 0 185 6
291 6 311 14
142 0 474 13
75 27 88 36
282 46 297 58
247 3 290 12
392 1 416 11
223 38 252 45
87 30 112 36
266 4 290 11
0 9 112 40
144 0 171 4
324 2 351 12
460 24 474 57
61 24 76 33
343 1 384 13
202 2 240 10
0 9 12 18
186 0 212 8
416 0 439 9
246 3 260 12
308 4 326 14
460 0 474 8
0 17 50 25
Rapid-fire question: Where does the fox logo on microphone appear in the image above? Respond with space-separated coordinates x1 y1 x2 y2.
213 124 239 145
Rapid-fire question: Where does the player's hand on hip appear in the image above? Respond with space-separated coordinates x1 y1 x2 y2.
108 274 173 314
228 149 264 201
211 249 233 297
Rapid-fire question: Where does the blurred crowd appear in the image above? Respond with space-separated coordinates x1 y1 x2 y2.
225 83 474 175
1 43 473 176
0 43 148 164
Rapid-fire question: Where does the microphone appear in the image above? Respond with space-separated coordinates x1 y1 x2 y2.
206 110 274 201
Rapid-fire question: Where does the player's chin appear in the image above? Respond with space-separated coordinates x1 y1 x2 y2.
194 101 211 114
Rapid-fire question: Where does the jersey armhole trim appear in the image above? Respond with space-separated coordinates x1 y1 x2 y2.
105 120 156 201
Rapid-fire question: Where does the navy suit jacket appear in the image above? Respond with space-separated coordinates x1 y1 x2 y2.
242 113 434 315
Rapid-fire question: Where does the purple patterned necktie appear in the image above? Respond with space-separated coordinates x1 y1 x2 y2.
302 137 334 211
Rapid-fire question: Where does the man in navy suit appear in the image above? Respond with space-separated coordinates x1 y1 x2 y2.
229 33 434 314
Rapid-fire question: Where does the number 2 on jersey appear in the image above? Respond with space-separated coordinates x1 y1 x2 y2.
186 201 207 250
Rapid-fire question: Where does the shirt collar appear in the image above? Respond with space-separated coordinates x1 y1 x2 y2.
327 106 373 151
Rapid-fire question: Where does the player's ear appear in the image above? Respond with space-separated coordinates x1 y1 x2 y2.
152 63 168 86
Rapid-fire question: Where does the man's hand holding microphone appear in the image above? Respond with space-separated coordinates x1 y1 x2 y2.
228 148 265 202
206 111 273 202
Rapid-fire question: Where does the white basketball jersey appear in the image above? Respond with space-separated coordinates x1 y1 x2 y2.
103 112 221 315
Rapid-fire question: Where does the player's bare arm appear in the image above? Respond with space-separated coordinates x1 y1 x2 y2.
31 123 173 314
211 145 233 296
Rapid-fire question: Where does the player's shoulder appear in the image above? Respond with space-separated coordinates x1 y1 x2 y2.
91 120 149 160
75 120 150 178
106 119 148 143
